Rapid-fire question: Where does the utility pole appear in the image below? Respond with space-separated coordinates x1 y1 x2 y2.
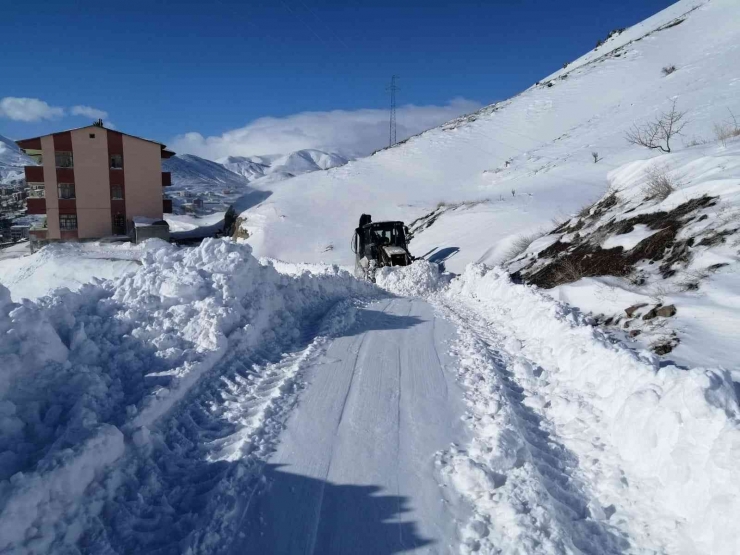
387 75 399 147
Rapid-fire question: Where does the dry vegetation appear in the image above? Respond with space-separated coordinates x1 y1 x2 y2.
626 99 688 153
643 165 678 201
714 110 740 147
504 231 546 261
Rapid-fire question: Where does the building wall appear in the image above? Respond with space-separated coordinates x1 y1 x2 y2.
25 126 165 241
122 135 163 221
71 128 112 238
40 135 60 239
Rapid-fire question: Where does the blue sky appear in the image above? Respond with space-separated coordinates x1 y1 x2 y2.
1 0 676 158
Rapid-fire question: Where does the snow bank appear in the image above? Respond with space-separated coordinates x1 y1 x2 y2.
446 264 740 554
0 240 158 301
375 260 449 297
0 238 379 553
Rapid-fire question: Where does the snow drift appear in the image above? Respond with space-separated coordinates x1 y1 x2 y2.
0 239 379 553
444 264 740 554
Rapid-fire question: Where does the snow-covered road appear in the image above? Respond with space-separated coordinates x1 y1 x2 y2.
2 242 739 554
234 298 468 554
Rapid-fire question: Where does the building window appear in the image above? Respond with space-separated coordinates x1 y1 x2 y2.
111 185 123 200
55 151 73 168
110 154 123 169
89 133 95 139
58 183 76 199
59 214 77 230
113 214 125 230
28 183 45 198
25 149 43 165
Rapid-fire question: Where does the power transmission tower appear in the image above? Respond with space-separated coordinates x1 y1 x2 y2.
386 75 399 147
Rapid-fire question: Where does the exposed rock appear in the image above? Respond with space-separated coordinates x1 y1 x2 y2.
653 342 674 355
642 307 659 320
629 330 642 337
655 304 677 318
625 303 648 317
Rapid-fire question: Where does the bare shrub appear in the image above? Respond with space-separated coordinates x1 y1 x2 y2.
643 166 677 201
592 151 601 163
714 110 740 147
554 258 585 283
504 231 545 261
626 99 688 153
577 203 593 218
661 65 677 76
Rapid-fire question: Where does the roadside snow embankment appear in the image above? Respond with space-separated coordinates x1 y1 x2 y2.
445 264 740 554
0 238 379 553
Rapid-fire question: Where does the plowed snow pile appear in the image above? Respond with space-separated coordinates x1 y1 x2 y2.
437 265 740 554
0 239 378 553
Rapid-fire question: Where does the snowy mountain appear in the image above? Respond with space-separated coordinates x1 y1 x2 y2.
220 148 349 182
0 133 31 185
163 153 251 188
163 149 348 215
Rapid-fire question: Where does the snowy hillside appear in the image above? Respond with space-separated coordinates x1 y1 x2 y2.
0 134 30 185
163 153 251 189
234 0 740 274
163 149 348 215
221 148 349 182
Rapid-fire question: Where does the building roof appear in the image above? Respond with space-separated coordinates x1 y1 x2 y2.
15 124 175 157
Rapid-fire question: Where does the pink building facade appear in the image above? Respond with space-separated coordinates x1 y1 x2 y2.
17 123 174 241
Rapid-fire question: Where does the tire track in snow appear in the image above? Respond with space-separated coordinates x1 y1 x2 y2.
74 298 375 555
434 297 630 555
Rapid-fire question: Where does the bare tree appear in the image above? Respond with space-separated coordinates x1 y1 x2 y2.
591 151 601 163
626 99 688 153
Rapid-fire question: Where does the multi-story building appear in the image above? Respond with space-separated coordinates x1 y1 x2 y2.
16 121 174 241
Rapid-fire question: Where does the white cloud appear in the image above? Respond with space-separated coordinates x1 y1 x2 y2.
71 105 109 120
169 98 482 160
0 97 65 122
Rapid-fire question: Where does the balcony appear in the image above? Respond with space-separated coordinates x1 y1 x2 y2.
26 198 46 214
25 166 44 182
162 172 172 186
163 198 172 213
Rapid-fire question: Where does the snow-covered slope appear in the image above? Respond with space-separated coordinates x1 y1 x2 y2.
0 134 30 185
234 0 740 274
163 153 251 189
221 148 348 182
163 149 349 215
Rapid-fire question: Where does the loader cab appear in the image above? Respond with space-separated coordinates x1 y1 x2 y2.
353 215 412 279
354 221 407 256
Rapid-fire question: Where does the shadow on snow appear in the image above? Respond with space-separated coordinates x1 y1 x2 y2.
232 464 432 554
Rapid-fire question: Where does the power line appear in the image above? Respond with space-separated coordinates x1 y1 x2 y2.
387 75 399 147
